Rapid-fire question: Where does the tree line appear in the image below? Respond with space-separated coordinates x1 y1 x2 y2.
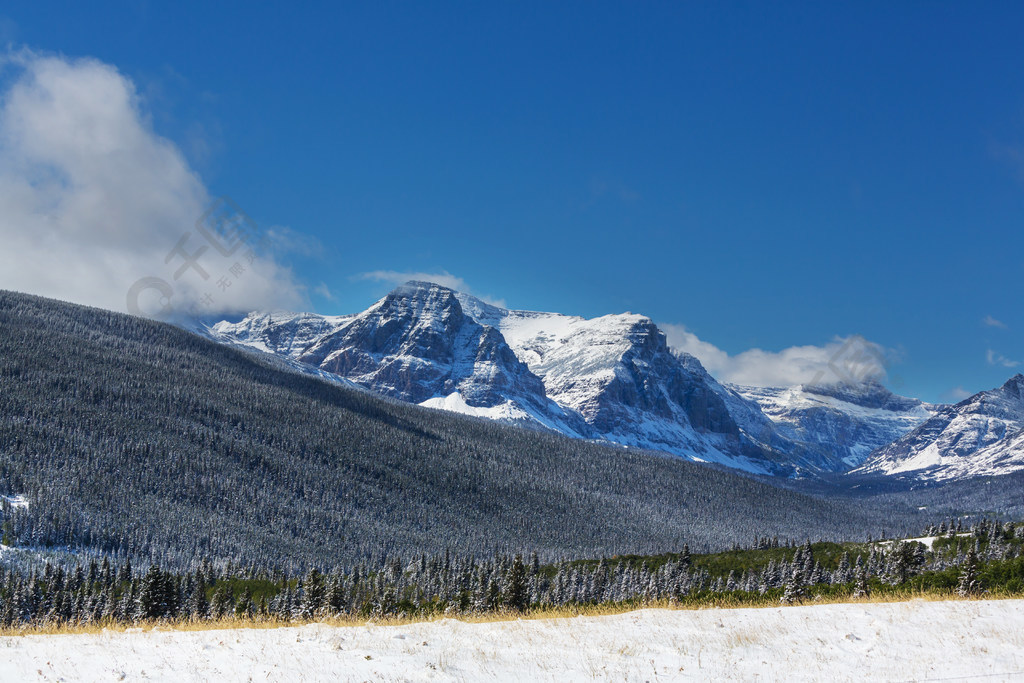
0 517 1019 629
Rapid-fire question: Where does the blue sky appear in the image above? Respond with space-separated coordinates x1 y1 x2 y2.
1 2 1023 402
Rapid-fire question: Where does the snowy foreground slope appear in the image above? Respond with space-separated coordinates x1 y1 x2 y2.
3 600 1022 682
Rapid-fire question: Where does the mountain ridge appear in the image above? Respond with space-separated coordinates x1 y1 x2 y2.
205 281 1024 482
856 373 1024 480
207 281 966 479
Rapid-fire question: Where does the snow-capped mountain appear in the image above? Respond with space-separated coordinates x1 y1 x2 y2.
203 280 966 480
213 282 590 436
856 375 1024 480
209 281 810 474
457 291 798 473
733 382 938 471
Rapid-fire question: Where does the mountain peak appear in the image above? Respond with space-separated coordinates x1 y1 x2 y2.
379 281 465 320
1000 373 1024 398
394 280 457 295
856 372 1024 480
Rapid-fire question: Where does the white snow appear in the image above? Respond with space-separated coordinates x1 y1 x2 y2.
419 392 548 427
859 377 1024 480
735 383 937 468
0 495 28 510
209 311 354 358
876 533 970 550
458 297 774 469
884 442 947 475
2 600 1022 681
207 286 1024 482
874 427 1024 481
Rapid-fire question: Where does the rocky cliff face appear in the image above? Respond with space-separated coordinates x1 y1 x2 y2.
210 282 798 472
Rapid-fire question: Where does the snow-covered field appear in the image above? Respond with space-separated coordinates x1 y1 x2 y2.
2 599 1021 682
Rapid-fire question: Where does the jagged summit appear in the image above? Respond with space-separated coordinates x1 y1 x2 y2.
208 283 803 473
731 379 936 470
389 279 459 300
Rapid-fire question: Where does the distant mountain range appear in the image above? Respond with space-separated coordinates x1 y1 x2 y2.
856 374 1024 480
203 280 1024 482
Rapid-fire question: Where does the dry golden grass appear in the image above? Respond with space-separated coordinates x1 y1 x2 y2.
1 589 1018 637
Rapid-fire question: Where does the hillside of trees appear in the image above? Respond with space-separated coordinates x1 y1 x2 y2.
0 290 981 571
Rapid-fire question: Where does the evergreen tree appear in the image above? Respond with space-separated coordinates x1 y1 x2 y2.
325 576 346 616
137 565 166 620
852 563 870 599
235 588 254 619
300 569 326 619
801 541 815 576
210 584 234 619
780 565 806 605
117 559 132 587
834 553 851 585
503 555 529 612
120 582 138 622
188 574 209 620
956 548 981 598
888 542 924 585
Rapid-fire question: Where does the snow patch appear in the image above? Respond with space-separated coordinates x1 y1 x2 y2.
0 495 28 510
1 601 1022 681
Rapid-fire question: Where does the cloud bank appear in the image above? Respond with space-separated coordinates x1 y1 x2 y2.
661 324 890 388
0 51 305 317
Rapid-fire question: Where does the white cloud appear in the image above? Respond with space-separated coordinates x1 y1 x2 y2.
356 270 506 307
986 349 1020 368
660 324 889 387
313 282 336 301
983 315 1007 329
944 386 973 402
0 50 306 317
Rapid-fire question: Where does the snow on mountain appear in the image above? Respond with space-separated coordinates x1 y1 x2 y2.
203 281 950 478
856 374 1024 480
211 311 354 357
733 381 938 471
206 283 787 473
461 291 939 475
458 291 800 473
212 282 590 436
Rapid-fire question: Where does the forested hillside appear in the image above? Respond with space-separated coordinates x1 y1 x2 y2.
0 291 931 570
